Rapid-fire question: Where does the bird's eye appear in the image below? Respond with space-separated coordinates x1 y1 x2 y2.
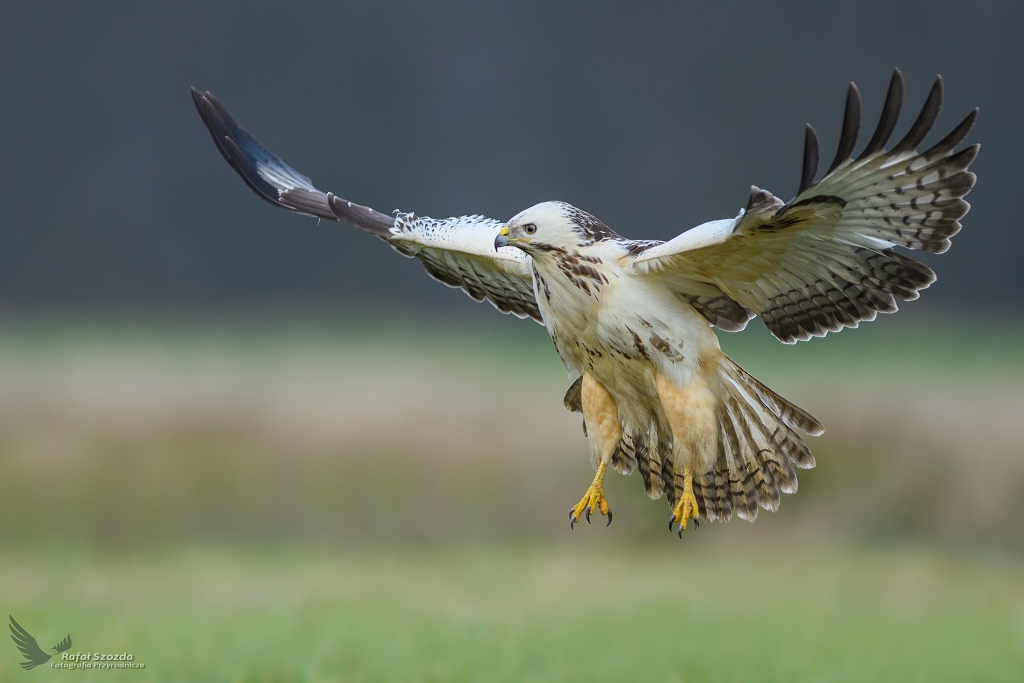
524 224 537 235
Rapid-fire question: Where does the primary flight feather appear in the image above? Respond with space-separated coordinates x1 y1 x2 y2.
192 69 977 534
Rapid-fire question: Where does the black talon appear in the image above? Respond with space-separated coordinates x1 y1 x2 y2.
668 514 676 532
606 509 613 527
678 527 684 539
570 510 576 530
585 508 591 524
693 519 700 530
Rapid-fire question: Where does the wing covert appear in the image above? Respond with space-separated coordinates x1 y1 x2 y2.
191 87 540 322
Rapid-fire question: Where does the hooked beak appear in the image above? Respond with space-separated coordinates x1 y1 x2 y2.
494 226 511 250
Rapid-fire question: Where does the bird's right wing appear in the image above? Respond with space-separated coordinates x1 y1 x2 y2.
9 617 51 670
631 71 978 343
191 88 541 322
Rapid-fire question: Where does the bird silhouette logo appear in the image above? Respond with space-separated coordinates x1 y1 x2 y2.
9 616 72 670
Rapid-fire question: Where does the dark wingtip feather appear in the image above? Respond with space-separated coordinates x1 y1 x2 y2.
857 68 905 160
798 124 819 195
960 144 981 170
192 89 338 218
192 90 410 246
193 89 241 175
925 107 979 158
893 75 943 153
221 131 285 208
827 82 861 173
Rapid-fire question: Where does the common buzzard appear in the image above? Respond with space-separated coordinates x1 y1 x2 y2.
192 70 977 535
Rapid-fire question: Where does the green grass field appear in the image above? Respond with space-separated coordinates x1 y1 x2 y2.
0 316 1022 681
3 542 1023 682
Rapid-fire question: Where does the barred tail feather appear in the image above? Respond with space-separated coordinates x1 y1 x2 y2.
719 361 824 439
633 431 667 500
611 432 639 476
654 436 673 499
574 357 820 523
691 355 822 523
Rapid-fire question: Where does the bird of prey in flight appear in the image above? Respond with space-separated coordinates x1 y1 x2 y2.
192 70 977 535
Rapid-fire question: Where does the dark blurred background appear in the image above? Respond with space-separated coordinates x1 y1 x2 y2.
2 3 1023 681
0 0 1021 316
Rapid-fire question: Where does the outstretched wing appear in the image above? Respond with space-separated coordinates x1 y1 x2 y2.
631 70 978 343
53 634 72 653
191 88 540 322
9 616 52 670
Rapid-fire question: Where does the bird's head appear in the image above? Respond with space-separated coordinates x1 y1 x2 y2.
494 201 619 255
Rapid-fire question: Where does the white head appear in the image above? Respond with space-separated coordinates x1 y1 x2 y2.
494 201 619 255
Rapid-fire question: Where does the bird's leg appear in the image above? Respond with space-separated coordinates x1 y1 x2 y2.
570 373 620 528
655 372 714 536
571 462 610 528
670 465 700 535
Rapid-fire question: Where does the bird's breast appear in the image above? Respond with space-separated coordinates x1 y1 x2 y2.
533 253 624 376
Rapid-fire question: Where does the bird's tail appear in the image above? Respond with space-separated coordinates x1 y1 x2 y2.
691 354 824 522
569 355 824 522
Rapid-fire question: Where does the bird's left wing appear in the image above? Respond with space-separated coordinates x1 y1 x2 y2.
630 71 978 343
191 88 540 322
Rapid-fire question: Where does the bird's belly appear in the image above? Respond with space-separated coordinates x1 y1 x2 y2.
545 276 719 408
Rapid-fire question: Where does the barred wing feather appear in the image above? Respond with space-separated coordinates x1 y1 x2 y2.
631 70 978 343
389 213 540 320
191 88 540 322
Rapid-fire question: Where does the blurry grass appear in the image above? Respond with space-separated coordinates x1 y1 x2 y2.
0 314 1023 680
0 313 1022 548
2 414 1023 549
2 542 1023 682
1 309 1020 382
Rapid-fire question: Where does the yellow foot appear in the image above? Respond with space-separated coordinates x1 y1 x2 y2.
570 462 613 528
669 466 700 537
